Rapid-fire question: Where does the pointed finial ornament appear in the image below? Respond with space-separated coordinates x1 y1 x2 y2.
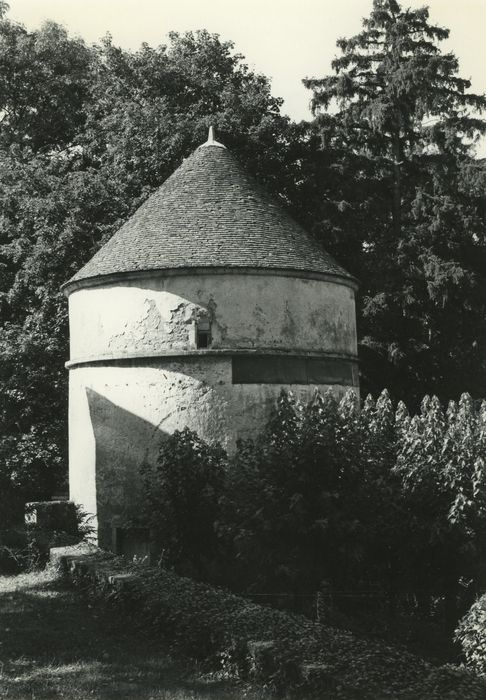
201 125 226 149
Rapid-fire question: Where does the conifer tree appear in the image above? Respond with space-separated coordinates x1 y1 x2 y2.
304 0 486 405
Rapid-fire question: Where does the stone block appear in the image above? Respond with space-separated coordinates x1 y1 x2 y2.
49 543 99 569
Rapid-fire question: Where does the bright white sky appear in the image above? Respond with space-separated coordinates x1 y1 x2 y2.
7 1 486 127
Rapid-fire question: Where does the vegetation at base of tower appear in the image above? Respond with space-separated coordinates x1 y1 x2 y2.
139 428 227 579
456 593 486 675
302 0 486 406
228 390 486 641
145 389 486 663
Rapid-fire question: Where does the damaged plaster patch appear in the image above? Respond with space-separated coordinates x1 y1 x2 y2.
107 298 205 352
143 298 163 329
167 301 196 348
108 298 163 350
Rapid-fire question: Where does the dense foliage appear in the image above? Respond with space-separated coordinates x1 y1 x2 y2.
303 0 486 404
140 428 226 579
456 594 486 674
147 389 486 642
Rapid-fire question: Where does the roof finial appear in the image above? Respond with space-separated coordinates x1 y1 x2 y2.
201 125 226 149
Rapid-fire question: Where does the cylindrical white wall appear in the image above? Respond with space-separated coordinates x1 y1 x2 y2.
68 272 357 362
67 270 359 548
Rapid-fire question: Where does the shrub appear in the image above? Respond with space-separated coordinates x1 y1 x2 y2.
222 389 486 630
137 388 486 647
455 594 486 674
0 427 65 530
0 526 71 572
139 427 227 580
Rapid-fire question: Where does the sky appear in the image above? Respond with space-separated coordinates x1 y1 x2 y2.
7 0 486 127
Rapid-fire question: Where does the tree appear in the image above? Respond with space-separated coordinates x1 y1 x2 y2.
223 390 402 599
0 12 97 510
219 388 486 637
0 16 93 152
303 0 486 406
395 393 486 629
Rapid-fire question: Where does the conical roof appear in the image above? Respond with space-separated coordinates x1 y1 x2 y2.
66 131 355 289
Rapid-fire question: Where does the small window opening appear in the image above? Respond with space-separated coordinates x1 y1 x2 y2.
113 527 151 560
196 318 211 349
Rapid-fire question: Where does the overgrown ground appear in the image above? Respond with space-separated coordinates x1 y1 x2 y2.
0 569 271 700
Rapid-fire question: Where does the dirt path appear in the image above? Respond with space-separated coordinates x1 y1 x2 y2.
0 569 268 700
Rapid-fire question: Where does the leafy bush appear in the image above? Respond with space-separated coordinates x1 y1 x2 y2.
139 427 227 580
138 388 486 651
0 427 65 530
223 390 400 595
456 594 486 674
221 388 486 631
0 526 72 573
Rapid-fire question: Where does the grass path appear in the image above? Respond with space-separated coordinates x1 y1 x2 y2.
0 569 269 700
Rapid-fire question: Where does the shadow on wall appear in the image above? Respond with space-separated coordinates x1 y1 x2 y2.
86 388 169 550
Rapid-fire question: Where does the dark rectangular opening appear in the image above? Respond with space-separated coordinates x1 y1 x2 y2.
197 331 211 348
232 356 307 384
232 356 356 386
307 358 355 385
113 527 151 560
196 319 211 349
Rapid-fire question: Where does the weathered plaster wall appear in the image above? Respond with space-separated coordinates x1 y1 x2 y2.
68 375 97 531
69 360 354 548
68 270 358 549
68 272 357 362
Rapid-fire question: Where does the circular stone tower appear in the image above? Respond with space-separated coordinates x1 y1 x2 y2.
63 129 359 549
